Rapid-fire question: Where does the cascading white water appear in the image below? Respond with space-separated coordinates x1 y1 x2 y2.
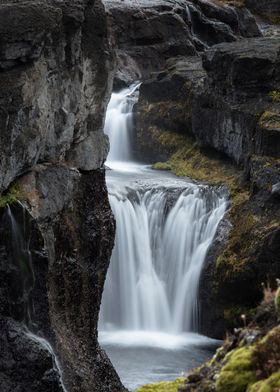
104 83 140 164
100 85 227 336
100 184 226 333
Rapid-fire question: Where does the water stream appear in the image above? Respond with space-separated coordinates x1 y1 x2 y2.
5 205 67 391
99 85 227 390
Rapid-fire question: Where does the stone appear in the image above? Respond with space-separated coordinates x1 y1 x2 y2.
0 0 113 194
104 0 260 86
0 318 63 392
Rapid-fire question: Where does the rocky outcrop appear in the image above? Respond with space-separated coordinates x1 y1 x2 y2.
0 0 124 391
193 38 280 165
104 0 260 86
0 0 113 194
0 318 63 392
131 12 280 338
179 296 280 392
245 0 280 21
18 166 122 392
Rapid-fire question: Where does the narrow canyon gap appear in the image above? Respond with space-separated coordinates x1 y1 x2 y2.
98 85 227 390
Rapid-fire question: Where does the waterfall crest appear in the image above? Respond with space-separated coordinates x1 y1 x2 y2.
100 184 226 333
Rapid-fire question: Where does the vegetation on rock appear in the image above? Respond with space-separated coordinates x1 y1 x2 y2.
136 378 184 392
259 111 280 131
216 347 256 392
268 91 280 103
252 326 280 379
0 184 20 209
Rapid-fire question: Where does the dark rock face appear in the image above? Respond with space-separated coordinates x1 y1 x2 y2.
0 0 125 391
0 0 113 194
0 318 63 392
193 38 280 165
104 0 260 86
16 166 122 392
134 56 206 162
0 165 124 391
0 203 63 391
245 0 280 19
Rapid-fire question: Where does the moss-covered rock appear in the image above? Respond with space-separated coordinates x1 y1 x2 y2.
252 326 280 379
248 371 280 392
216 347 256 392
136 378 184 392
224 306 256 330
0 184 20 209
258 111 280 132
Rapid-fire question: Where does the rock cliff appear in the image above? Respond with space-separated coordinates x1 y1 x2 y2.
0 1 124 391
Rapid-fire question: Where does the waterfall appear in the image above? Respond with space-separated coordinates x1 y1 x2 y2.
104 83 140 164
100 85 227 337
5 204 67 391
100 184 226 333
6 205 35 326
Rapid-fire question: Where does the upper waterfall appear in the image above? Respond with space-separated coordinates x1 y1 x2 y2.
104 83 140 166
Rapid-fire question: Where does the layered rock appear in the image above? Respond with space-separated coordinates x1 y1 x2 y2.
104 0 260 86
0 0 113 194
0 0 124 391
193 38 280 165
128 4 280 338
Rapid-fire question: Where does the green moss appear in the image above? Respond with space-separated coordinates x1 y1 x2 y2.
153 162 172 171
268 91 280 103
252 326 280 379
247 371 280 392
216 347 256 392
136 378 184 392
0 185 20 209
275 288 280 317
259 111 280 130
223 306 256 330
153 132 242 194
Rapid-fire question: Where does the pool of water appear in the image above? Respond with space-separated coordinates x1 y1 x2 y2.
100 331 220 391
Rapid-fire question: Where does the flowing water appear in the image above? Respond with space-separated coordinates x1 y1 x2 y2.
5 205 67 391
99 85 227 390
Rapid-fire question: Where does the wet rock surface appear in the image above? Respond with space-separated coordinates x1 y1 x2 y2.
19 166 122 392
0 318 63 392
0 0 124 391
104 0 260 86
193 38 280 164
0 0 112 194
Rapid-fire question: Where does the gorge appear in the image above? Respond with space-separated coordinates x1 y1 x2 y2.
0 0 279 392
99 85 227 389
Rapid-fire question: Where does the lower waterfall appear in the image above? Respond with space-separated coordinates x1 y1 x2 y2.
100 183 226 333
99 84 227 390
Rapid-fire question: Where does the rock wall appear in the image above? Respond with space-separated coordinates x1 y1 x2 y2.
0 1 124 391
104 0 260 87
0 0 112 194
